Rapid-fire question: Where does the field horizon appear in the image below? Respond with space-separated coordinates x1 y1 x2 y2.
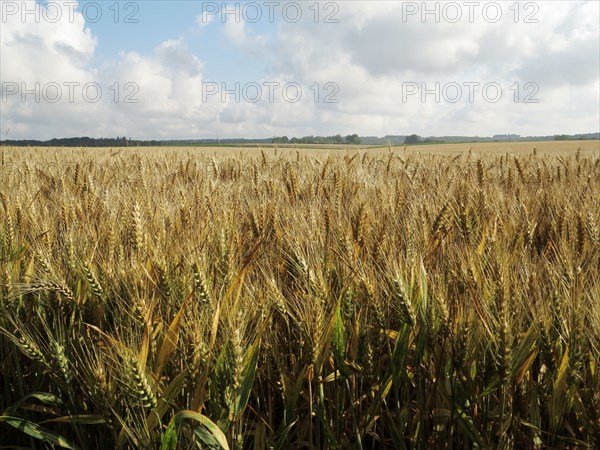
3 139 599 161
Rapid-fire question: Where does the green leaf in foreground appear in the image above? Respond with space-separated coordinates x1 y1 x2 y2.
0 415 81 450
234 336 261 420
163 410 230 450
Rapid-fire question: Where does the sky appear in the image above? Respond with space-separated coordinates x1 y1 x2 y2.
1 0 599 140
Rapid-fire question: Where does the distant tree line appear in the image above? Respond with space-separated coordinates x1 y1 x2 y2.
2 133 596 148
0 136 143 147
271 134 361 145
1 135 365 147
0 137 272 147
403 134 445 145
553 134 592 141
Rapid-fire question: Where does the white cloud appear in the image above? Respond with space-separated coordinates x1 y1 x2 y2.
260 0 600 136
222 9 269 54
1 1 96 83
1 3 223 139
1 1 598 139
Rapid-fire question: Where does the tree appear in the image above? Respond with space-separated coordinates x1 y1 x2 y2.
404 134 421 145
345 134 361 145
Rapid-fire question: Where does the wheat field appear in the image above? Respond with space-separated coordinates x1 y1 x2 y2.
0 142 599 449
